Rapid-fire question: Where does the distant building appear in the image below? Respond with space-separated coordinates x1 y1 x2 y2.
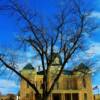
94 94 100 100
0 94 16 100
20 53 94 100
16 91 20 100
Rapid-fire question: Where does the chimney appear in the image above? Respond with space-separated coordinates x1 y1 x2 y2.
38 66 40 71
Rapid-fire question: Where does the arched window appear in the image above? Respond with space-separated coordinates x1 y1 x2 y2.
83 78 86 88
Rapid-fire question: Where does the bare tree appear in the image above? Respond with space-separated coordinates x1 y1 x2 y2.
0 0 98 100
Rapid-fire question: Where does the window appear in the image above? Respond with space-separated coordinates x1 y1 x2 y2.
39 80 43 89
26 93 29 98
27 82 29 88
66 78 72 89
83 78 86 88
40 83 43 89
84 93 87 100
35 94 41 100
53 94 61 100
65 94 71 100
35 82 37 87
54 82 59 90
72 93 79 100
65 93 79 100
66 79 71 89
72 78 77 89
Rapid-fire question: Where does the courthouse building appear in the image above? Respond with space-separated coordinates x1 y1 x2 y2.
20 54 94 100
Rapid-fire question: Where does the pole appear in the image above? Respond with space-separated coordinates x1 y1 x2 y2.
98 87 99 95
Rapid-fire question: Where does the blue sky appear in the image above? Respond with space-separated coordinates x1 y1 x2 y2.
0 0 100 95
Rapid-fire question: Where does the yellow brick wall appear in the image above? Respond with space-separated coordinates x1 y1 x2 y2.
20 70 94 100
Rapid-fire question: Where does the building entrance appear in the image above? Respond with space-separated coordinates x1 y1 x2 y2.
53 94 61 100
65 93 79 100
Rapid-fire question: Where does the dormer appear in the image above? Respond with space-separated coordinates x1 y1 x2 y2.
73 63 91 76
21 63 36 78
49 53 62 66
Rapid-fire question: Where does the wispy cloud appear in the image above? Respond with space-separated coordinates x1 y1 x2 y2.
91 11 100 19
86 41 100 58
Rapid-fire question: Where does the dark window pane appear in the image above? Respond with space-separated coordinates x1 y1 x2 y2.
65 93 71 100
84 93 87 100
72 93 79 100
53 94 61 100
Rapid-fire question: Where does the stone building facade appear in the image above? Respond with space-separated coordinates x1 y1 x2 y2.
20 54 94 100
